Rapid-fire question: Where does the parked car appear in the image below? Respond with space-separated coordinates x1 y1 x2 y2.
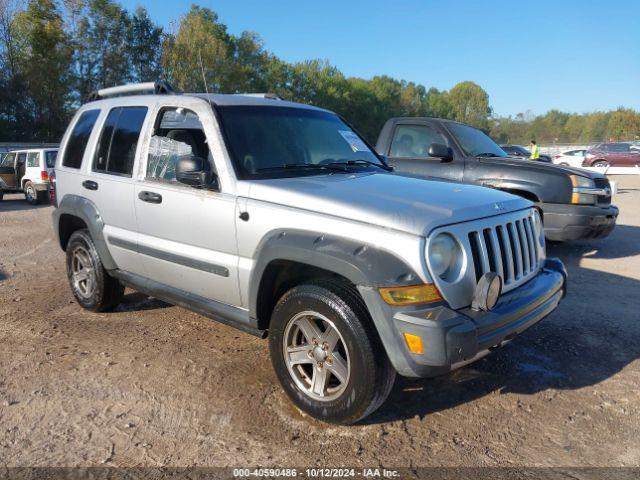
583 142 640 167
553 149 587 168
51 82 567 424
0 148 58 204
500 144 552 163
377 118 618 241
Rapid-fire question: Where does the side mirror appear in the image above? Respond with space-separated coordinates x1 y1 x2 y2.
428 143 453 161
176 156 214 187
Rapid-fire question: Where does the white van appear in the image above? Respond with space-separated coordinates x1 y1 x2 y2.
0 148 57 204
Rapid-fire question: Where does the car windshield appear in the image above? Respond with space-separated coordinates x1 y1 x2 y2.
45 151 57 168
216 106 385 179
446 123 508 158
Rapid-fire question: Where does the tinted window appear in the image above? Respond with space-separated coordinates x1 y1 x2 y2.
389 125 449 158
217 106 383 179
62 110 100 169
94 107 147 176
1 152 15 167
606 143 630 153
16 153 26 164
45 151 57 168
446 123 507 158
27 152 40 167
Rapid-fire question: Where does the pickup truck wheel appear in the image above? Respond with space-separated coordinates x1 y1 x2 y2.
66 229 124 312
24 182 39 205
269 280 395 424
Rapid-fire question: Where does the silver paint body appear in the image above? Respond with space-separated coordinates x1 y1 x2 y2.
55 93 538 312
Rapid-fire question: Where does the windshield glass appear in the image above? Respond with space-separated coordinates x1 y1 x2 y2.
216 106 384 178
45 151 57 168
447 123 508 158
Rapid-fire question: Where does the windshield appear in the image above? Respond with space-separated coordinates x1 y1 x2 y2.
216 106 385 179
447 123 508 158
45 151 57 168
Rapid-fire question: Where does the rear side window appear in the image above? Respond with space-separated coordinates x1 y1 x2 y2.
94 107 148 176
62 110 100 169
1 153 15 167
26 152 40 167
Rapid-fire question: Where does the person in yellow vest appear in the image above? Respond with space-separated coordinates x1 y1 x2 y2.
529 140 540 160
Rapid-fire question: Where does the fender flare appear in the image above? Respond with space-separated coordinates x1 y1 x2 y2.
248 229 422 319
52 194 117 270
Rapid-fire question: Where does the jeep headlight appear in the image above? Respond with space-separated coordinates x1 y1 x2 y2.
570 175 596 205
428 233 463 282
531 209 545 247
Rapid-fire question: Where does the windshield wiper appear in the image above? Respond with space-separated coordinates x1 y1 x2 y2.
324 159 392 171
256 163 344 173
476 152 502 158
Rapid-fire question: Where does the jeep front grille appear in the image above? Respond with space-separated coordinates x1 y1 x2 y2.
426 208 545 309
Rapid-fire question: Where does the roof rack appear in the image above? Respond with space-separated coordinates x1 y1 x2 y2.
88 81 175 101
234 93 281 100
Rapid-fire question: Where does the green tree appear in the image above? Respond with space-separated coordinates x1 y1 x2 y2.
129 6 162 82
447 81 491 129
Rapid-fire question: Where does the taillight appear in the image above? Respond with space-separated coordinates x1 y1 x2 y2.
49 171 57 207
40 170 49 181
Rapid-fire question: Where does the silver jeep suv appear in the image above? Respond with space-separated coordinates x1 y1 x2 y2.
52 82 567 424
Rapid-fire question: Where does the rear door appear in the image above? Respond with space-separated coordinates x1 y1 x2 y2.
0 152 17 189
81 106 149 276
25 151 41 184
15 152 27 187
384 121 464 182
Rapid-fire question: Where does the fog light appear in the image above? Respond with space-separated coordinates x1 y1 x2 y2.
403 333 424 355
471 272 502 311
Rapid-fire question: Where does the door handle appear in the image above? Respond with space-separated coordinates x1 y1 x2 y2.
82 180 98 191
138 191 162 204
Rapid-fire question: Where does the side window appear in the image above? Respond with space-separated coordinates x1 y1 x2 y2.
26 152 40 168
0 153 15 167
16 153 26 165
62 109 100 169
146 108 213 184
45 151 57 168
94 106 148 176
389 125 449 158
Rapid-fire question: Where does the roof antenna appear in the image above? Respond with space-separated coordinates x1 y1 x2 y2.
198 49 210 97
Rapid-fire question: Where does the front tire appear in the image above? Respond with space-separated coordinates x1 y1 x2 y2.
66 229 124 312
269 279 395 424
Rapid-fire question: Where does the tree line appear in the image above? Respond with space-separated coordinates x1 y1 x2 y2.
1 0 639 145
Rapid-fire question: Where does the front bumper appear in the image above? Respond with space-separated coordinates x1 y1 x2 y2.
359 259 567 378
541 203 618 241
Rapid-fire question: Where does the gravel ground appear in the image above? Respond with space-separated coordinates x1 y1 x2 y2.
0 176 639 469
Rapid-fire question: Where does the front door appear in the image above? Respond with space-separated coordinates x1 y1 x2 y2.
133 105 242 307
385 122 464 182
0 152 17 189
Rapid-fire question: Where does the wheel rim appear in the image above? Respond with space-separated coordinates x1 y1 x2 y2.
71 246 96 299
26 185 35 202
282 311 351 402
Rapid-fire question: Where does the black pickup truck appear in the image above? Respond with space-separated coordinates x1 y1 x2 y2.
376 117 618 241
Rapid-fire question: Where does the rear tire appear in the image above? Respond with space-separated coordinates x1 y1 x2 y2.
269 279 395 424
66 229 124 312
24 181 38 205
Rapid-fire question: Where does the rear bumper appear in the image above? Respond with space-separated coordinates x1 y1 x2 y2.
359 259 566 378
541 203 618 241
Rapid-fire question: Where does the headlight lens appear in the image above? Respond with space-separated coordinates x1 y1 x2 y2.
531 209 545 247
570 175 596 205
428 233 463 282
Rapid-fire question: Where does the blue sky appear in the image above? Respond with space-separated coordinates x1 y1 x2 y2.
120 0 639 117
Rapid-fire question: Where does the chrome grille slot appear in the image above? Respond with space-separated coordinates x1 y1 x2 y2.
426 208 545 310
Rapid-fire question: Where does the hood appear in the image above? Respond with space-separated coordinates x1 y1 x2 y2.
244 172 531 236
482 156 605 179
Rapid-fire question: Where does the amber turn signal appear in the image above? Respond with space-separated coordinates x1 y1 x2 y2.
403 333 424 355
378 284 442 306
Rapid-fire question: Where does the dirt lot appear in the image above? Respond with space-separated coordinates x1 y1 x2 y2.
1 176 639 470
